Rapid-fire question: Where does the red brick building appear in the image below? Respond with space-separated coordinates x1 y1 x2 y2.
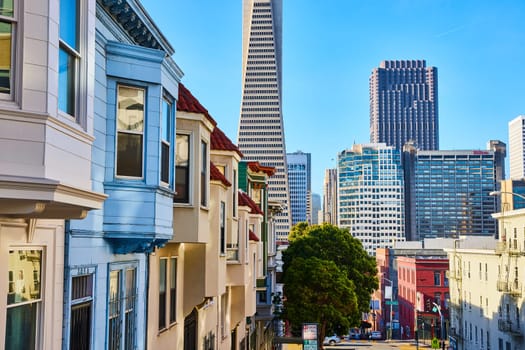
397 256 450 340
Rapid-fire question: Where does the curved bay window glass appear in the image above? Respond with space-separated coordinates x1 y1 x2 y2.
116 86 145 178
0 0 14 96
5 249 42 350
174 134 190 203
161 98 172 184
59 0 79 116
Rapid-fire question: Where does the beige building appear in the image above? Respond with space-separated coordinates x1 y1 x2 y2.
147 84 265 350
446 209 525 350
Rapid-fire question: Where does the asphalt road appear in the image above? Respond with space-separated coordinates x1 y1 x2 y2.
323 339 434 350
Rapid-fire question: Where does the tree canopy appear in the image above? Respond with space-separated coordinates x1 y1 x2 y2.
281 223 378 340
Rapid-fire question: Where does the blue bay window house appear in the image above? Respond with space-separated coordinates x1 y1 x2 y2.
64 1 183 349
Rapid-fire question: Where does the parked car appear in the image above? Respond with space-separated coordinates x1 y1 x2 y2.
323 335 342 345
370 331 383 340
347 328 360 340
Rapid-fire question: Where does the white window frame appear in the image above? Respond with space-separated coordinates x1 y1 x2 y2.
0 0 16 101
174 132 192 204
5 248 43 350
115 84 146 179
160 95 173 186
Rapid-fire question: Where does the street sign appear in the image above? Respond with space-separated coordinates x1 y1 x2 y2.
385 300 398 305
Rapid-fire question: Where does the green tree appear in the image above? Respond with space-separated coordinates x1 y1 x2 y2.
282 256 357 342
282 223 378 339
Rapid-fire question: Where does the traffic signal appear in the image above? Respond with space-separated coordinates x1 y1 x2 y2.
425 298 431 312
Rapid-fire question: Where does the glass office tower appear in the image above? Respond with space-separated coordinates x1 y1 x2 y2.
287 151 311 226
338 144 405 255
403 141 506 240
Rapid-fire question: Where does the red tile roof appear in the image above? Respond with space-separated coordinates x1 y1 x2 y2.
247 161 276 177
238 190 263 215
249 230 260 242
211 127 243 157
177 83 217 127
210 162 231 187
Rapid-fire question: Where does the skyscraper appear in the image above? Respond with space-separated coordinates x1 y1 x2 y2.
238 0 291 242
338 144 405 255
287 151 311 226
508 115 525 179
403 141 506 241
323 168 338 225
370 60 438 151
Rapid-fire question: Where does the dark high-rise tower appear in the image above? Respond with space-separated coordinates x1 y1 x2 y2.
237 0 291 243
370 60 438 150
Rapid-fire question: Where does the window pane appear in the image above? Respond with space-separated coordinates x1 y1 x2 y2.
174 134 190 203
161 143 169 183
124 269 136 350
169 258 177 324
7 250 41 305
5 303 38 350
159 259 167 330
117 132 143 177
70 302 92 350
118 86 144 132
0 0 14 17
59 48 76 115
6 250 41 350
161 99 170 141
201 141 207 206
0 21 11 94
59 0 78 50
108 271 121 350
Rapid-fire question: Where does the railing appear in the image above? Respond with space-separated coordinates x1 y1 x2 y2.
498 319 522 336
508 239 521 255
496 242 507 254
510 280 522 297
497 280 510 292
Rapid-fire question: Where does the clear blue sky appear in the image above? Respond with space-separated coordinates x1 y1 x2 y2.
141 0 525 195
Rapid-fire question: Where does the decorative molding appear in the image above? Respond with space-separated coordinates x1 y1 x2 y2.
26 218 37 243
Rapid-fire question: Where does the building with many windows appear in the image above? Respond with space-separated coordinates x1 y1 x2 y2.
403 141 506 241
323 168 338 225
446 209 525 350
65 2 183 349
338 143 405 255
237 0 291 243
0 0 107 348
287 151 311 226
508 115 525 180
370 60 439 151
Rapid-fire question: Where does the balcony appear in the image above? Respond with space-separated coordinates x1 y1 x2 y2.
509 280 522 297
508 239 521 256
497 280 510 292
498 319 522 336
446 269 461 281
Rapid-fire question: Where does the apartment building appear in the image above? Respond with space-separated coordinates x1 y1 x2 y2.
1 0 109 348
446 210 525 350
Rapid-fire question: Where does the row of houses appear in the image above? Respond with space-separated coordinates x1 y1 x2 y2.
0 0 281 349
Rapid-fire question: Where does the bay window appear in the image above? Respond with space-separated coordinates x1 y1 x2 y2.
174 134 190 203
116 85 145 178
59 0 80 116
161 97 172 184
201 140 207 206
0 0 14 96
5 249 42 350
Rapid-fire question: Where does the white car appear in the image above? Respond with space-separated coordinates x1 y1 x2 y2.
323 335 342 345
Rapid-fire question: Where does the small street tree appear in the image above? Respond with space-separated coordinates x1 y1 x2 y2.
281 223 378 342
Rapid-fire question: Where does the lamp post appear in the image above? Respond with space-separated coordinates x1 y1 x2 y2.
382 276 394 340
432 302 445 350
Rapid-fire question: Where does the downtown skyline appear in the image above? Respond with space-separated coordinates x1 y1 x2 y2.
140 0 524 194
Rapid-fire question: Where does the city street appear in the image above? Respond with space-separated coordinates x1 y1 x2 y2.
323 339 435 350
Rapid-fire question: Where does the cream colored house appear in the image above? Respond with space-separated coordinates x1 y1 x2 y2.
446 209 525 350
0 0 106 348
148 83 264 350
